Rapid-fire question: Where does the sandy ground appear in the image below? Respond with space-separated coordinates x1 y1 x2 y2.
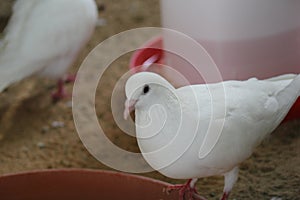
0 1 299 199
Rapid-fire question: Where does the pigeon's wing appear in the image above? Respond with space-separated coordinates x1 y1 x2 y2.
221 75 300 130
175 75 299 169
0 0 97 92
177 75 298 127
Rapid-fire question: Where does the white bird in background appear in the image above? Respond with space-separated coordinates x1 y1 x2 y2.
0 0 98 101
124 72 300 200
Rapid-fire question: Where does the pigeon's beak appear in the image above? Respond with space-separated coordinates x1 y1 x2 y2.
124 99 137 120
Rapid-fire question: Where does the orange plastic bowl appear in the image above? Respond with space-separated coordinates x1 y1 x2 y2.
0 169 178 200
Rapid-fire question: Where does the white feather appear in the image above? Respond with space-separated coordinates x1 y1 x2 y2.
0 0 98 92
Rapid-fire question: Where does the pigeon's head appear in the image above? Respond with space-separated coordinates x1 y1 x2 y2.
123 72 174 119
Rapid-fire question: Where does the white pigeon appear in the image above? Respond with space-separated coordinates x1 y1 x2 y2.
124 72 300 200
0 0 98 100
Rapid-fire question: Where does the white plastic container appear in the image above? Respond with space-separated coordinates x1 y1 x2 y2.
161 0 300 85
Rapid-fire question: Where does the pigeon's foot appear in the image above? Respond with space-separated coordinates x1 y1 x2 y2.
52 79 68 102
167 179 206 200
220 192 230 200
52 89 67 102
63 74 76 83
51 74 76 102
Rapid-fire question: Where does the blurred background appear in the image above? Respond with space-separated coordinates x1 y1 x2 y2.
0 1 299 199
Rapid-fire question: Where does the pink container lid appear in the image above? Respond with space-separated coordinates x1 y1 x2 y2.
129 36 300 122
129 37 164 73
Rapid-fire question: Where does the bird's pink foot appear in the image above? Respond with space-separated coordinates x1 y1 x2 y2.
52 79 68 102
52 90 67 102
51 74 76 102
220 192 230 200
167 179 206 200
63 74 76 83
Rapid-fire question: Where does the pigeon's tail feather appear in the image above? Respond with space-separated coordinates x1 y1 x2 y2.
0 57 33 92
0 59 18 92
0 52 11 92
275 74 300 124
0 81 8 93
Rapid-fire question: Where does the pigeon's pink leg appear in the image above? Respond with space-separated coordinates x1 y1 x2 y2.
220 192 230 200
51 74 76 102
221 167 239 200
52 79 67 102
167 179 206 200
64 74 76 83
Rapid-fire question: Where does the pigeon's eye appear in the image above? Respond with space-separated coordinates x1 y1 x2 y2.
143 85 150 94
